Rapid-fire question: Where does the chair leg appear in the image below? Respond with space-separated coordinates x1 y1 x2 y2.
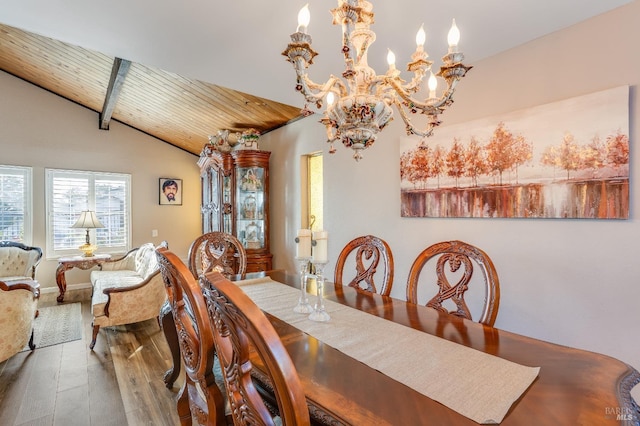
28 328 36 350
160 304 181 389
177 381 192 426
89 323 100 350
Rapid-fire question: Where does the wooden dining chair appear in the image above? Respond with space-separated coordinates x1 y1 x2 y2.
406 240 500 326
334 235 394 296
156 247 227 426
188 232 247 279
161 232 246 389
203 271 311 426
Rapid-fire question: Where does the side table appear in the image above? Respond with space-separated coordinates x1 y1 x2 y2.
55 254 111 303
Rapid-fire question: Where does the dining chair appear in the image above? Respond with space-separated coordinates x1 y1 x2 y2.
188 232 247 279
156 247 227 426
406 240 500 326
161 232 246 389
203 270 311 426
334 235 394 296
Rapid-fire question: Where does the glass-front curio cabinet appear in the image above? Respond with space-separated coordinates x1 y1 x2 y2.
198 147 272 272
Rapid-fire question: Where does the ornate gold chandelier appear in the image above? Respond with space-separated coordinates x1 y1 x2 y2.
283 1 471 161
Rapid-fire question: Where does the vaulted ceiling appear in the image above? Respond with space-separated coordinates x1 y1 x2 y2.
0 1 633 155
0 23 302 155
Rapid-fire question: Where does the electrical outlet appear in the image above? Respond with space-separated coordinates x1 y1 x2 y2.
152 229 158 237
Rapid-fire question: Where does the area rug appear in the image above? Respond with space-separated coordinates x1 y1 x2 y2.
21 302 83 351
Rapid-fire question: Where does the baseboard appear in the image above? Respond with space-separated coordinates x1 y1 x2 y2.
39 282 92 304
40 282 92 294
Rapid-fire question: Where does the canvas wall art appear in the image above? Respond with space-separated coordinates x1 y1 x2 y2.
400 86 629 219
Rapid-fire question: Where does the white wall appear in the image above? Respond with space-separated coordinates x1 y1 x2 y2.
0 71 202 291
261 1 640 372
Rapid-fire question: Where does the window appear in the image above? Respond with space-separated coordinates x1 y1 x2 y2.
0 165 32 243
307 153 323 231
46 169 131 257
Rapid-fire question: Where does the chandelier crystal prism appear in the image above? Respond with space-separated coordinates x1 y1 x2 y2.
283 1 472 161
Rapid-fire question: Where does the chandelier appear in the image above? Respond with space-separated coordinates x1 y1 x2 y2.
283 1 471 161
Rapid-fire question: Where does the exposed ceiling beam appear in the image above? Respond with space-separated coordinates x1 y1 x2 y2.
99 57 131 130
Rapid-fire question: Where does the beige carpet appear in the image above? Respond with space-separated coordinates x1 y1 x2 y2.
21 302 83 351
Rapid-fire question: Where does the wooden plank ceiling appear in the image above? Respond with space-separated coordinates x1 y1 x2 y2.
0 23 303 155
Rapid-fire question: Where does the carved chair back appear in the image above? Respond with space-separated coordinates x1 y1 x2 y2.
406 240 500 326
188 232 247 279
203 271 311 426
334 235 394 296
156 247 226 426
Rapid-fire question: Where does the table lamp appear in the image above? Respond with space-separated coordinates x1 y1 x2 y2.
71 210 105 257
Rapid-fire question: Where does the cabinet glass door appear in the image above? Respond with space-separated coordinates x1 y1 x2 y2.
236 166 266 250
222 174 232 234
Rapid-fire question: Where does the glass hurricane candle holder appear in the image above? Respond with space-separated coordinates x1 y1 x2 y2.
293 257 314 313
308 261 330 322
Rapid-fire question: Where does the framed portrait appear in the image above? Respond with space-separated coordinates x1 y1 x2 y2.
159 178 182 205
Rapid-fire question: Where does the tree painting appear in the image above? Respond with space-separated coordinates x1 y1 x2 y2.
400 86 629 219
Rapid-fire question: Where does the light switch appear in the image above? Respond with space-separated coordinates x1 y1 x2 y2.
152 229 158 237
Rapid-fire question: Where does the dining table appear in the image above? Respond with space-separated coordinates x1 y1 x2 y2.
161 269 640 425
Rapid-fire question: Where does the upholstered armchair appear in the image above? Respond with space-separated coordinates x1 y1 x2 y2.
0 241 43 281
0 279 40 362
88 242 168 349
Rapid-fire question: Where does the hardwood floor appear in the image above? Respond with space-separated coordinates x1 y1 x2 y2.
0 300 181 426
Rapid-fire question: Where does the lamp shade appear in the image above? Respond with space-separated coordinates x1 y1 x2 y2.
71 210 105 229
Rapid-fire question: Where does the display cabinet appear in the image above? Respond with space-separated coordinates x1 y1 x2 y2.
198 147 272 272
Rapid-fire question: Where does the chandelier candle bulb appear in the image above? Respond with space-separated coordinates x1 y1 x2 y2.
448 19 460 53
416 25 426 50
296 229 312 258
326 91 335 106
297 4 310 33
386 49 396 71
312 230 328 263
428 71 438 98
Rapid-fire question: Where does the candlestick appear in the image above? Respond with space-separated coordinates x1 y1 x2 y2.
295 229 312 258
312 230 328 263
308 261 330 322
293 256 314 314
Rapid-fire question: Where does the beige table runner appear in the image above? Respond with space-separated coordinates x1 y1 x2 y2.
235 277 540 424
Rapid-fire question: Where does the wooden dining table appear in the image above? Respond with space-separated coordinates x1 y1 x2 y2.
161 270 640 425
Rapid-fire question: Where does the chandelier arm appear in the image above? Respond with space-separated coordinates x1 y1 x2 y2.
380 67 429 95
403 68 428 94
305 75 348 98
393 99 439 138
387 77 458 113
297 74 348 107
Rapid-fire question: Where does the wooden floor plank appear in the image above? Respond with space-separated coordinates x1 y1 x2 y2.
87 361 128 426
53 383 91 425
0 351 37 425
0 299 181 426
14 345 62 424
